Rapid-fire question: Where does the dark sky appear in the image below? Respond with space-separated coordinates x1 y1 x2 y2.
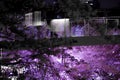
99 0 120 9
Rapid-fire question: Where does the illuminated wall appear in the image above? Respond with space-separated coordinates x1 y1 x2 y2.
33 11 44 26
51 19 70 37
25 13 33 26
25 11 45 26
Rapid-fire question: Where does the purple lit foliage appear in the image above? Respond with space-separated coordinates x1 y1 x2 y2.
1 44 120 80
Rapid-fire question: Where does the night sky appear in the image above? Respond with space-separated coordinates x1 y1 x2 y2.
99 0 120 9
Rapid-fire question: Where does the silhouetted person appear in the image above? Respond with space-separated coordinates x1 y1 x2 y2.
51 31 58 38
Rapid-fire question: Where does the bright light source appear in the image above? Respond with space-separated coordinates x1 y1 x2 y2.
34 21 45 26
90 3 93 5
85 1 88 3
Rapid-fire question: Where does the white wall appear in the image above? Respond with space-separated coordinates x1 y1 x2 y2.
50 19 70 37
25 13 33 26
25 11 45 26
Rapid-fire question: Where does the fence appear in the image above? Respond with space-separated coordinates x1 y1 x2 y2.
25 17 120 39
